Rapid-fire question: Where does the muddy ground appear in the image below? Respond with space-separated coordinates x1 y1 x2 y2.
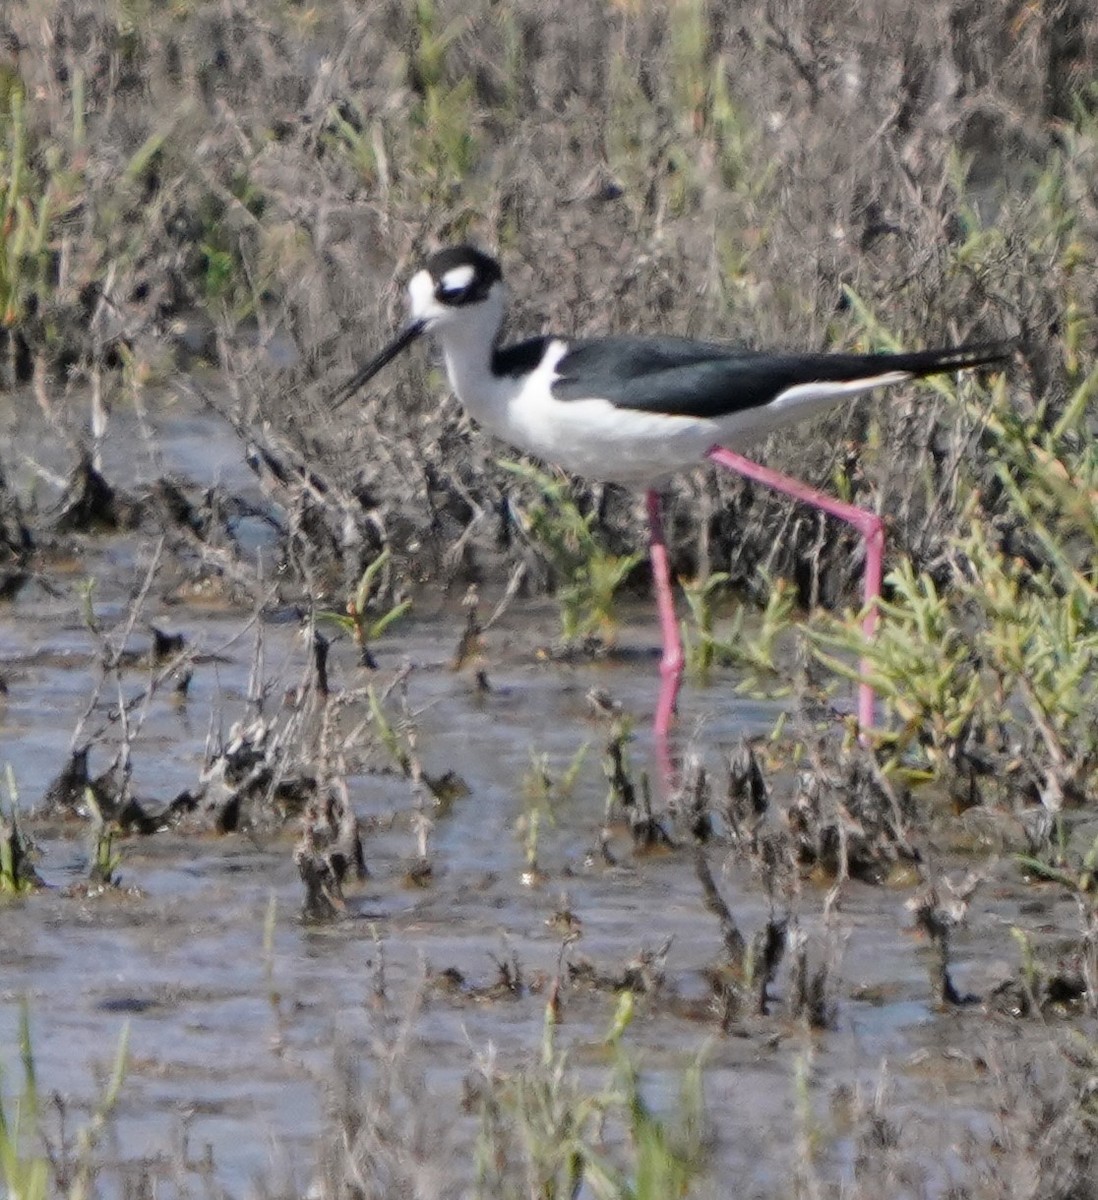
2 387 1095 1197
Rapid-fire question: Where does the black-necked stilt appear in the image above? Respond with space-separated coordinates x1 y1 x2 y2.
335 245 1008 745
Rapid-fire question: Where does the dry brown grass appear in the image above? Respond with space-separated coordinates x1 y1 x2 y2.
2 0 1095 603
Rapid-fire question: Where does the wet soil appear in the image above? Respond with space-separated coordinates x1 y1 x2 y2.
0 392 1093 1196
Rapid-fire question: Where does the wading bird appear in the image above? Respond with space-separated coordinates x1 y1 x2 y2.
335 245 1006 753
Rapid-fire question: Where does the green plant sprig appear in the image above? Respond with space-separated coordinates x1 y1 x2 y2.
503 460 643 642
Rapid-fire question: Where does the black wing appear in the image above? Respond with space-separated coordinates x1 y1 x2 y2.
548 336 1010 419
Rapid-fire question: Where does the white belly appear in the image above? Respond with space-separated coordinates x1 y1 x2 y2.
508 393 717 485
442 335 875 488
454 341 715 487
496 362 838 486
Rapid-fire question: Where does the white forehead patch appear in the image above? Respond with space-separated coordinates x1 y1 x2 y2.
439 264 476 293
408 269 436 316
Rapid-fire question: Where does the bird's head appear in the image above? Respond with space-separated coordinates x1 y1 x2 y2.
333 245 505 407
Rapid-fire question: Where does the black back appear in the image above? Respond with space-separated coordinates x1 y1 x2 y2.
493 336 555 377
544 336 1008 419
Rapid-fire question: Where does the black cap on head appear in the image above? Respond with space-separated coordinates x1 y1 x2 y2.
425 245 502 307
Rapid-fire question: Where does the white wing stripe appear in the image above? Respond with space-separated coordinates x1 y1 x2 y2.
766 371 912 410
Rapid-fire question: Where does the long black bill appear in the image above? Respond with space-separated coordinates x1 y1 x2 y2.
331 319 426 409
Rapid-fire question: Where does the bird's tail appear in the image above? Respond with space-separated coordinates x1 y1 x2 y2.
876 341 1014 378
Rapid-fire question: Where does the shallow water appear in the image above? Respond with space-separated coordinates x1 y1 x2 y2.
0 394 1091 1196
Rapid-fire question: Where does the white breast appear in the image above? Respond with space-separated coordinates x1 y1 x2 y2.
473 341 716 486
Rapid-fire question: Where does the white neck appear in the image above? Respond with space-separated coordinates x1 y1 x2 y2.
432 286 511 429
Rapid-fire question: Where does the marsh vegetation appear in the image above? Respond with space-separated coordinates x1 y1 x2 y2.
1 0 1097 1195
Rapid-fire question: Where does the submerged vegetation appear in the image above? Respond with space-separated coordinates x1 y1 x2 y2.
0 0 1097 1194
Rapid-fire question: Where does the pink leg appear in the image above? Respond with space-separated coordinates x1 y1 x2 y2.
707 446 883 731
646 489 684 751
